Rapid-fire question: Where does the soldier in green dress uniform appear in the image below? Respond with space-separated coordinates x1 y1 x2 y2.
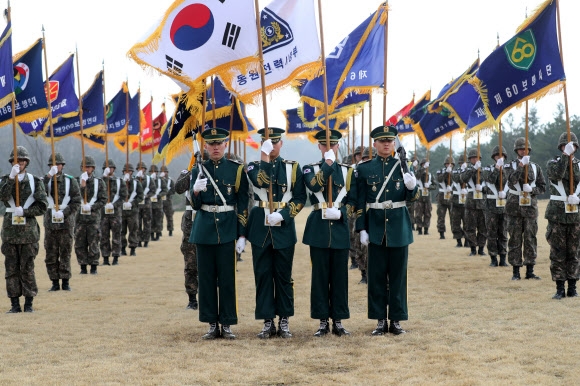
246 127 306 339
355 126 419 335
189 128 249 340
303 129 356 337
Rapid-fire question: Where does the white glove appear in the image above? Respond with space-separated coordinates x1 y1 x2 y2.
446 166 452 173
160 172 166 178
461 163 467 170
103 167 110 177
151 172 157 180
496 157 504 168
424 161 430 168
14 206 23 216
267 212 283 226
568 195 580 205
461 188 468 195
403 173 416 190
360 230 369 246
446 186 453 192
9 164 20 179
522 183 532 193
80 172 89 181
424 182 431 188
412 160 418 167
324 150 336 163
474 161 481 170
123 173 131 182
236 237 246 253
564 142 576 156
124 202 132 210
475 184 482 191
105 203 114 211
53 210 64 219
136 170 144 178
325 207 341 220
520 156 530 165
82 204 91 212
261 139 273 155
48 165 58 177
193 173 207 193
498 191 506 199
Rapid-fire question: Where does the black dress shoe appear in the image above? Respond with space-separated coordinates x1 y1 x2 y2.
332 320 351 336
313 319 330 337
389 320 406 335
277 316 292 338
371 319 387 336
257 319 276 339
201 323 221 340
221 325 236 339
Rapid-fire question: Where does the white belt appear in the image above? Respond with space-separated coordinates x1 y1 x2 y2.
254 201 287 209
509 189 525 196
186 205 193 211
313 202 343 211
201 204 235 213
366 201 406 210
550 195 567 202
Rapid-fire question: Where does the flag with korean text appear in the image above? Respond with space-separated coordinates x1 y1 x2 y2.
469 0 564 124
0 21 14 109
113 91 146 151
103 83 129 136
413 107 460 147
223 0 321 103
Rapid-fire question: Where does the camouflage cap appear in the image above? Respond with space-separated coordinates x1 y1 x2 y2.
137 162 148 170
444 156 455 165
123 163 135 172
513 137 531 154
149 164 159 173
9 146 30 163
102 159 116 169
48 152 65 166
160 165 169 172
81 155 96 168
558 132 579 151
491 145 508 160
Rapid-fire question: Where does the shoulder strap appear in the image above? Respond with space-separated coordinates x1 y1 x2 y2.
202 165 227 205
333 165 349 207
375 159 400 203
111 179 121 204
128 180 138 203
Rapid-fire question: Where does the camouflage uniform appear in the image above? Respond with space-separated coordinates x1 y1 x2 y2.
414 160 435 234
161 165 175 235
149 164 167 240
435 156 454 238
505 138 546 280
43 153 81 290
100 160 128 265
176 170 198 309
0 146 48 312
482 146 509 266
545 133 580 298
450 155 467 246
121 163 144 256
460 149 488 255
136 162 157 245
75 156 107 273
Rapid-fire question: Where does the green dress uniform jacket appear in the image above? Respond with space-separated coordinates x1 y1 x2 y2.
43 173 81 230
245 156 306 249
302 160 356 249
355 155 418 246
189 157 249 244
75 176 107 225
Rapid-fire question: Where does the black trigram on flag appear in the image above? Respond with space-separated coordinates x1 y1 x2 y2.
166 55 183 76
222 22 241 50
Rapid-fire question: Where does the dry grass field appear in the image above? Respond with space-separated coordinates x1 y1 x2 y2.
0 200 579 385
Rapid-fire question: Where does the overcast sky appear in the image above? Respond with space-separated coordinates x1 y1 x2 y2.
7 0 580 151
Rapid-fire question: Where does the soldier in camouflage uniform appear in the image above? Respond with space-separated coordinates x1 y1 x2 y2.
505 137 546 280
414 159 435 235
160 165 175 237
175 169 198 310
43 152 81 292
435 156 454 239
149 164 167 241
460 148 488 256
482 146 509 267
121 163 144 257
545 133 580 299
75 156 107 275
136 162 156 247
100 159 128 266
451 155 468 247
0 146 48 313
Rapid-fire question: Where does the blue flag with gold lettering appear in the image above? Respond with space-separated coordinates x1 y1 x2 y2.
413 107 460 147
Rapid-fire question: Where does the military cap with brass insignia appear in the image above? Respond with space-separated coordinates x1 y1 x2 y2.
258 127 285 143
314 129 342 145
201 127 229 143
370 125 398 140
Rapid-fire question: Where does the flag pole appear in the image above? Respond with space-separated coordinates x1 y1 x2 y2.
360 105 364 153
351 114 356 157
499 120 503 194
523 100 529 192
477 131 481 188
6 3 18 206
368 95 373 152
161 101 166 167
447 136 452 191
211 76 217 128
150 95 154 164
41 26 59 212
75 47 87 204
381 2 389 125
227 96 234 159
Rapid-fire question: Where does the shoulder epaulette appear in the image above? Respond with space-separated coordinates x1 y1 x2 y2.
357 159 372 165
227 158 243 165
283 159 297 164
308 161 323 166
338 162 352 168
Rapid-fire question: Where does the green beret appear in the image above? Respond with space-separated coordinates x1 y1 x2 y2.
257 127 285 143
314 129 342 145
201 127 229 143
371 125 398 140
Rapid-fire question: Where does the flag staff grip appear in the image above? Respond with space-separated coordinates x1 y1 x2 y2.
75 48 87 204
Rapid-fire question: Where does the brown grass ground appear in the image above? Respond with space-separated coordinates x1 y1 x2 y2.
0 200 578 385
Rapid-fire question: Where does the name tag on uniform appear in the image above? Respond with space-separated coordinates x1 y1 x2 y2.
138 200 145 206
459 194 466 205
162 196 167 201
12 214 25 225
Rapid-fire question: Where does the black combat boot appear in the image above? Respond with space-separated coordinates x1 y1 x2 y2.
567 279 578 297
417 227 423 235
201 323 220 340
332 320 351 336
236 252 243 262
553 280 566 299
525 265 540 280
144 241 149 248
150 232 155 241
80 265 88 274
511 266 521 280
359 270 367 284
130 247 136 256
389 320 406 335
61 279 71 291
424 228 429 235
411 224 415 231
23 297 34 313
489 255 498 267
371 319 387 336
478 246 486 256
469 246 477 256
499 254 508 266
221 325 236 339
112 256 119 265
169 230 173 236
277 316 292 338
464 238 470 248
49 279 60 291
138 241 142 247
121 247 127 256
257 319 276 339
90 265 98 275
7 297 21 313
186 293 198 310
157 232 162 239
455 239 462 248
439 232 445 239
314 319 330 337
349 257 358 270
102 257 110 266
